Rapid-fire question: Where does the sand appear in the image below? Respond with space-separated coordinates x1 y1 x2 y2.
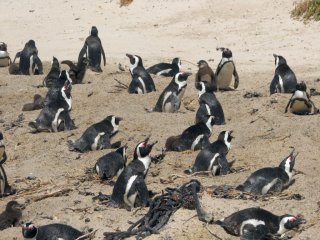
0 0 320 239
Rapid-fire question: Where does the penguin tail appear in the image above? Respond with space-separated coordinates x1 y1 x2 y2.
235 184 244 191
28 121 39 132
67 140 76 151
184 168 193 175
111 141 121 149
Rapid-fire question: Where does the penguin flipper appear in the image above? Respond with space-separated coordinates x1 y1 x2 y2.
61 60 77 70
268 178 284 193
59 111 75 131
135 175 149 207
217 154 231 175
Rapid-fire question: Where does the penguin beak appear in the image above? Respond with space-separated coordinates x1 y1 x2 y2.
296 216 307 225
126 53 134 60
115 117 123 122
182 72 192 77
273 53 278 58
216 47 225 52
229 130 234 139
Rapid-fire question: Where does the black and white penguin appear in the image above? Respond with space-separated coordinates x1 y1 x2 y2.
0 132 15 197
43 56 60 88
111 137 157 209
28 78 74 133
195 60 216 91
147 72 192 113
215 207 305 239
185 131 233 175
195 82 225 125
215 47 239 91
68 115 122 152
165 115 215 152
61 57 88 84
22 222 88 240
0 201 24 230
285 81 319 115
146 57 181 77
270 54 297 95
0 42 11 67
78 26 106 72
95 145 127 180
10 40 43 75
236 149 298 195
126 53 156 94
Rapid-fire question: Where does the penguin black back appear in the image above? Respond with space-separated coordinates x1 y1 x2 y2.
146 57 181 77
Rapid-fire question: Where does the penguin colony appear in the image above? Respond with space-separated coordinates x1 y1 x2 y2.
0 22 318 240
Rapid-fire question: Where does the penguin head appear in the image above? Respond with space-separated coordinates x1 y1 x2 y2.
126 53 143 68
51 56 60 68
278 215 306 235
172 57 181 68
27 40 36 48
134 137 157 159
0 42 7 51
279 149 298 173
273 54 287 68
197 60 208 69
0 131 4 146
218 131 234 148
174 72 192 85
6 200 25 213
217 47 233 58
22 222 38 239
296 81 307 91
91 26 98 37
196 81 207 96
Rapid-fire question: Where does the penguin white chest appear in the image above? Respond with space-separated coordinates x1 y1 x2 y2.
0 166 6 193
51 108 64 132
217 62 234 88
124 175 138 208
91 132 105 150
240 219 265 235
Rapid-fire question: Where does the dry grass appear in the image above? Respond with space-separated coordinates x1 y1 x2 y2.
119 0 134 7
291 0 320 21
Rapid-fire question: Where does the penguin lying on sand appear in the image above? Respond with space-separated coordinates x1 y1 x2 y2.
62 57 88 84
285 81 319 115
147 57 181 77
43 56 60 88
68 115 122 152
147 72 192 113
0 201 24 230
165 115 215 152
215 207 305 240
270 54 297 95
215 47 239 91
22 222 92 240
111 137 157 210
237 149 298 195
185 131 233 175
95 145 127 180
196 82 225 125
22 94 45 111
126 53 156 94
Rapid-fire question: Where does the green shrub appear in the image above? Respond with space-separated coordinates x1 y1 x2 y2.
291 0 320 21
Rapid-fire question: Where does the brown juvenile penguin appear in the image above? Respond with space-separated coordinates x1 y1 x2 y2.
195 60 216 92
22 94 45 111
0 201 24 230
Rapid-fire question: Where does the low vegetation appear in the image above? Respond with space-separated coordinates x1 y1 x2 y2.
291 0 320 21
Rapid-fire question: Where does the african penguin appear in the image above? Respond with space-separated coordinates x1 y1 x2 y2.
147 72 192 113
43 56 60 88
68 115 122 152
215 207 305 239
196 82 225 125
10 40 43 75
95 145 127 180
62 57 88 84
270 54 297 95
28 78 75 133
236 149 298 195
285 81 319 115
78 26 106 72
215 47 239 91
0 201 24 230
22 222 87 240
195 60 216 92
185 131 233 175
126 53 156 94
0 42 11 67
165 115 215 152
0 132 15 197
111 137 157 210
22 94 45 112
146 57 181 77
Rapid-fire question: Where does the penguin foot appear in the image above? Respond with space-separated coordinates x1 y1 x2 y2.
184 169 193 175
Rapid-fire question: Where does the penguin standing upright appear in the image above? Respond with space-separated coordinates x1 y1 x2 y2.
148 72 192 113
111 137 157 210
126 54 156 94
95 145 127 180
147 57 181 77
0 201 24 230
0 42 11 67
0 132 14 197
237 149 298 195
68 115 122 152
165 115 215 152
22 222 89 240
285 81 319 115
195 60 216 91
215 47 239 91
61 57 88 84
78 26 106 72
215 207 305 239
9 40 43 75
270 54 297 95
43 56 60 88
185 131 233 175
195 82 225 125
28 76 75 133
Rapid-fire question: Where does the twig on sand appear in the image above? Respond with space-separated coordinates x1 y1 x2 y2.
114 78 129 88
205 223 223 240
75 229 98 240
32 188 73 202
